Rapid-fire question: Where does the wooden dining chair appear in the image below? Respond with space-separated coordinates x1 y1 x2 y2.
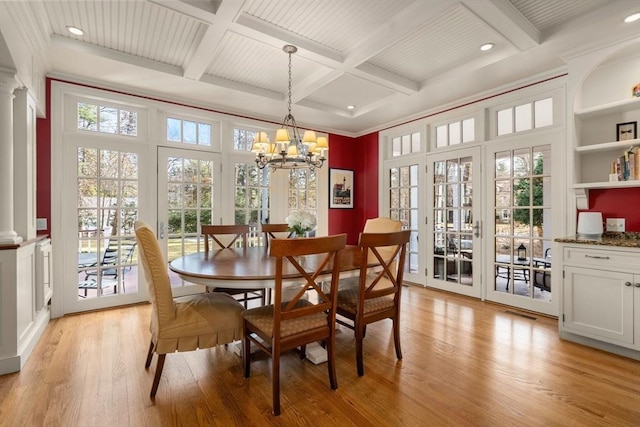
134 221 243 398
261 223 292 248
336 229 410 376
242 233 347 416
201 224 266 307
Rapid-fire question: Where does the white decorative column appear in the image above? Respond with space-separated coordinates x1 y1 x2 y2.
0 68 22 244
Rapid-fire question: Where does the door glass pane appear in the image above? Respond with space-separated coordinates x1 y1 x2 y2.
432 155 473 287
165 156 214 288
388 164 419 274
77 147 139 299
493 146 552 302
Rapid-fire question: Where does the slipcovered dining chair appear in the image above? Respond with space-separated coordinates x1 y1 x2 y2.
134 221 244 398
336 229 410 376
363 217 403 233
242 233 347 416
201 224 266 307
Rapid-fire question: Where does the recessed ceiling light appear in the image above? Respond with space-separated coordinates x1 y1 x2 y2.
480 43 494 51
624 12 640 23
67 26 84 36
347 105 355 110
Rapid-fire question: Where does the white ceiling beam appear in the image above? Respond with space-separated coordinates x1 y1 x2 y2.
352 63 418 95
183 1 246 80
200 73 283 100
234 13 344 65
50 35 184 77
462 0 540 51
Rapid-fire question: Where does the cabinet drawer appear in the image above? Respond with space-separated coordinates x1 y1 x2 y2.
563 246 640 273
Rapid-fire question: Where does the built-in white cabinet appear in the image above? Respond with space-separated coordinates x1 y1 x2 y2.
559 243 640 359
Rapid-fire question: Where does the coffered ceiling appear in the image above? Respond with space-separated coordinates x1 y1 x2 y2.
1 0 639 136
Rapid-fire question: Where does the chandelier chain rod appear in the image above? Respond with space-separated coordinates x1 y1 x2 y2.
287 49 293 117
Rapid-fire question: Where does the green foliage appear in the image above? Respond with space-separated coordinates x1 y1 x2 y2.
513 156 543 227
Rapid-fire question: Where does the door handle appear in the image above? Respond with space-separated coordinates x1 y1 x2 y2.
473 220 481 238
159 221 165 239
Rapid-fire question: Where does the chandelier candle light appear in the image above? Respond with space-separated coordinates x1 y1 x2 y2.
252 45 328 171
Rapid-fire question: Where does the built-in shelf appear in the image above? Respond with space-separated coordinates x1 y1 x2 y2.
575 139 640 153
575 97 640 119
573 180 640 190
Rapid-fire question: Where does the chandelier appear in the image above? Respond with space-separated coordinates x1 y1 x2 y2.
252 45 327 171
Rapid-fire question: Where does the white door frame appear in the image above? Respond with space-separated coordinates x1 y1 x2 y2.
483 129 562 316
57 135 151 314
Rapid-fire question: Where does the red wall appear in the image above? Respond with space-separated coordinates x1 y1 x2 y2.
36 79 52 236
326 133 378 244
580 188 640 232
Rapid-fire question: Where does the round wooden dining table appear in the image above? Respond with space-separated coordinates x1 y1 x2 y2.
168 245 364 289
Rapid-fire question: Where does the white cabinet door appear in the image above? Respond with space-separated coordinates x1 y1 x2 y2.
563 266 634 347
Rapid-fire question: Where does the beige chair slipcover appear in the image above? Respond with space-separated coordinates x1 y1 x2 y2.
135 220 244 397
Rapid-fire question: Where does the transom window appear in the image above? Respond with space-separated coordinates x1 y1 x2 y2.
435 118 475 148
166 117 211 146
77 102 138 136
497 97 553 136
391 132 420 156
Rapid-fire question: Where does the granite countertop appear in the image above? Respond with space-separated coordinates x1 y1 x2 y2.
555 232 640 248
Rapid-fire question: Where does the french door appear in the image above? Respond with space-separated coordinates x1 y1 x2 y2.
157 147 221 297
64 138 149 314
426 147 482 298
485 133 559 316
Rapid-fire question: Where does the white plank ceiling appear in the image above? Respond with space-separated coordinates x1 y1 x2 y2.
1 0 638 136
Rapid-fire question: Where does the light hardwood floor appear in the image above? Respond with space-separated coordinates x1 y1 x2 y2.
1 285 638 426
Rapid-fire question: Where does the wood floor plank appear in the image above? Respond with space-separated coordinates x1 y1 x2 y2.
0 286 638 426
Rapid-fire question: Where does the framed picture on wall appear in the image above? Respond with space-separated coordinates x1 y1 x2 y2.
329 168 354 209
616 121 637 141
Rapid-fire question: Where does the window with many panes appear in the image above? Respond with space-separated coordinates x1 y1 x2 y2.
289 169 317 232
78 102 138 136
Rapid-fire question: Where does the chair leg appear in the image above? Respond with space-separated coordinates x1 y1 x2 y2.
356 324 365 377
393 314 402 360
327 334 337 390
299 344 306 359
150 353 166 398
243 326 251 378
145 340 155 368
272 351 281 416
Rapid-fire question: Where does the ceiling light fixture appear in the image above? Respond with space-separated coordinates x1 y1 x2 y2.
624 12 640 23
480 43 494 51
347 105 355 110
253 45 327 171
67 26 84 36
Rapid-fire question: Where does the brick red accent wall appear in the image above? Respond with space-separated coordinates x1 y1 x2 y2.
36 78 52 236
580 188 640 232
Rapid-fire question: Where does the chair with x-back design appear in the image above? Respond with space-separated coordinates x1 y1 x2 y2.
336 229 410 376
201 224 266 307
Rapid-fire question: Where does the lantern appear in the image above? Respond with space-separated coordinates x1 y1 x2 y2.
517 243 527 261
